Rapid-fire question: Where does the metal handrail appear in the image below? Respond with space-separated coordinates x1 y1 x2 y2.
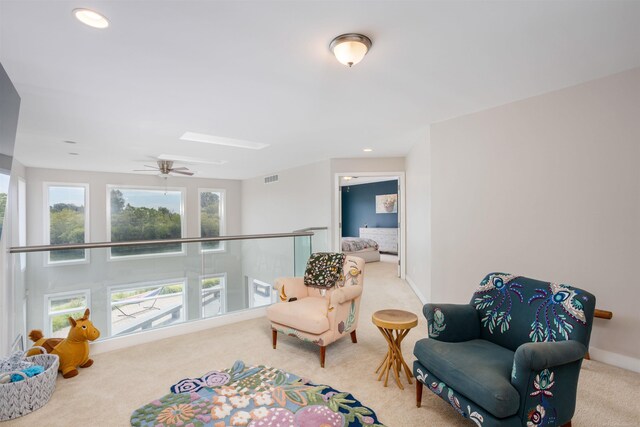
292 226 329 232
9 231 314 254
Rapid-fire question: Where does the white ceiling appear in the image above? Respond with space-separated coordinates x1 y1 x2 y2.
1 1 640 180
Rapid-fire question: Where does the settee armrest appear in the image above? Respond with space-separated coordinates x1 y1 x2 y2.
513 340 587 371
511 340 587 423
330 285 363 306
273 277 308 301
423 303 480 342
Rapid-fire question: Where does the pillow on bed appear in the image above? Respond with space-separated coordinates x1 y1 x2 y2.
303 252 346 289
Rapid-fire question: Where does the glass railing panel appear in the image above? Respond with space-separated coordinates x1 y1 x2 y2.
293 235 312 276
11 232 312 346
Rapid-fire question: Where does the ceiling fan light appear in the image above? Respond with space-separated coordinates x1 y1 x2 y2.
330 33 372 67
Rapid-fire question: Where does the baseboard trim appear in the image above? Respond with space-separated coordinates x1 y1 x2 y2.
90 307 268 355
588 347 640 373
405 275 428 305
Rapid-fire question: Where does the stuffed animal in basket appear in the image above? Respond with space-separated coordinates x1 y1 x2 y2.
27 308 100 379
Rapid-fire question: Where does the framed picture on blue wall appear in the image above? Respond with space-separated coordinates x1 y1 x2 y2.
376 194 397 213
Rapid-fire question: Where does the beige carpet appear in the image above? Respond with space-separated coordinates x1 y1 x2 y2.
7 261 640 426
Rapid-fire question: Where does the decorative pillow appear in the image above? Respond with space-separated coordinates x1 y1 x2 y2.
303 252 346 289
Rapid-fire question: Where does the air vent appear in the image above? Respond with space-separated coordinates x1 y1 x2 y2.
264 174 279 184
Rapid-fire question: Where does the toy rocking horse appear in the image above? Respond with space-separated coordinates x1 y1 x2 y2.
27 308 100 378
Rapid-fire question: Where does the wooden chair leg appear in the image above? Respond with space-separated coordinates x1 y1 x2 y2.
560 421 571 427
416 379 423 408
350 330 357 343
272 329 277 349
320 346 326 368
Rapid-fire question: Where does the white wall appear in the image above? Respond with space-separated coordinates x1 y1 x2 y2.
427 68 640 367
241 160 332 234
404 132 431 303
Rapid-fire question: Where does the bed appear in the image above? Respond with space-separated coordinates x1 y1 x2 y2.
341 237 381 263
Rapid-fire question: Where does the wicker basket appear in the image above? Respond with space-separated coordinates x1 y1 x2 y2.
0 346 59 421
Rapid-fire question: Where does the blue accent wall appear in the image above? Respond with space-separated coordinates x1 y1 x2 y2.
341 180 398 237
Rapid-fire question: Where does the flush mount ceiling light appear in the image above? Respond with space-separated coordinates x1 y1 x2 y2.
329 33 372 67
363 148 373 152
73 8 109 29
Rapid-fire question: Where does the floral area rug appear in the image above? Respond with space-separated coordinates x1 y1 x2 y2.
130 360 384 427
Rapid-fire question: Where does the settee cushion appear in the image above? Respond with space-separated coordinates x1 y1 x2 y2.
413 338 519 418
267 297 330 334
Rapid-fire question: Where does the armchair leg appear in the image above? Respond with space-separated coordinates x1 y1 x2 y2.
350 330 357 343
320 346 326 368
272 329 277 349
416 380 423 408
561 422 571 427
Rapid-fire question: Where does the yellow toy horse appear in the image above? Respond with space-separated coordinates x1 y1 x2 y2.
28 308 100 378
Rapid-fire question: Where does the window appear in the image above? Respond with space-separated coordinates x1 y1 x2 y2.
199 189 225 251
201 274 226 318
45 184 89 263
247 278 273 308
0 171 9 240
18 178 26 270
108 186 185 258
109 280 185 337
45 291 90 338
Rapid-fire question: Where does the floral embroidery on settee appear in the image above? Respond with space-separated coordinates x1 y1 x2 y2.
414 273 596 426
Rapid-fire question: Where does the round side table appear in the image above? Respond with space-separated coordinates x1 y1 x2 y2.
372 309 418 389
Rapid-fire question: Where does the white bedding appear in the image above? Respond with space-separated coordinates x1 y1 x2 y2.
341 239 381 263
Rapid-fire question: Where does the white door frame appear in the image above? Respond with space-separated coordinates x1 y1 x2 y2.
333 172 406 279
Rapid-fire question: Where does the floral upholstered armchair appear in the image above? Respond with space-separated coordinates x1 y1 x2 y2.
267 253 365 368
414 273 595 427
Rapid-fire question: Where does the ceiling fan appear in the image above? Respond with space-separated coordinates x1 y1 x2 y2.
134 160 194 176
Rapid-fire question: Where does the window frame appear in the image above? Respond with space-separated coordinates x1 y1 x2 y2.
43 289 91 337
106 277 187 337
199 273 227 318
106 184 187 261
247 277 274 308
43 182 90 266
198 188 226 253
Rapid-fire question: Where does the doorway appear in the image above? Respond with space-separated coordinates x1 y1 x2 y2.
334 172 406 278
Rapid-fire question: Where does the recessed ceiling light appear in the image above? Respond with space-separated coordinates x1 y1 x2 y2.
158 154 227 166
343 176 353 180
73 8 109 29
363 148 373 152
180 132 269 150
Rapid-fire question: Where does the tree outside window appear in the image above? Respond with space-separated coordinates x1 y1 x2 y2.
109 187 184 257
47 185 87 262
200 190 224 251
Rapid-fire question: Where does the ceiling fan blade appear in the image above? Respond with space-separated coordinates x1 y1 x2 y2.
144 165 157 168
171 167 189 171
171 170 194 176
133 169 159 172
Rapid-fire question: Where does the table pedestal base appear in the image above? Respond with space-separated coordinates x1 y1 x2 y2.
374 326 413 389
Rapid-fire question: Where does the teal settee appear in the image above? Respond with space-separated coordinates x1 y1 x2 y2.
413 273 595 426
